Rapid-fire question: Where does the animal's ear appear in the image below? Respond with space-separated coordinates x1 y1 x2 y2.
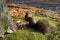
25 12 29 15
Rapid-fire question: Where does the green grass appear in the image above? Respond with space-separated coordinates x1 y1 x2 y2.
4 29 59 40
4 29 47 40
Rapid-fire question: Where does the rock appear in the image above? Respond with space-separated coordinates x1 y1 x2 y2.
4 27 13 35
4 28 13 35
6 29 13 33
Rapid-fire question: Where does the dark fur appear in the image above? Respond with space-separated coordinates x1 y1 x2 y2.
35 20 50 34
25 12 30 21
25 13 50 34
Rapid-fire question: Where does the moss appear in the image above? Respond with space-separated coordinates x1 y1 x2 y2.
4 30 47 40
48 20 57 28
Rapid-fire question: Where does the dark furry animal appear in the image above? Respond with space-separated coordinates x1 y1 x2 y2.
28 17 35 28
25 12 50 34
35 20 50 34
25 12 32 22
25 12 36 27
25 12 29 21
